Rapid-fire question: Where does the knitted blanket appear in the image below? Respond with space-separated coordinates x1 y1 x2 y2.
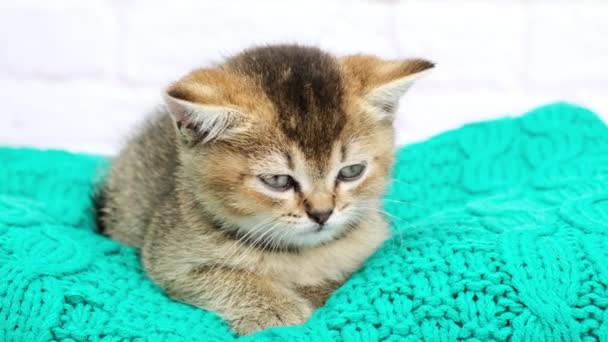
1 103 607 341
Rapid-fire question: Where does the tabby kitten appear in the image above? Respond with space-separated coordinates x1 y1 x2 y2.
96 45 432 335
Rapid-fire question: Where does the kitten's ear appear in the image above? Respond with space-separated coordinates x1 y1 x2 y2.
340 55 434 122
163 78 245 146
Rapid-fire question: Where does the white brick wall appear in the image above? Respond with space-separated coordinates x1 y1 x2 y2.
1 0 607 155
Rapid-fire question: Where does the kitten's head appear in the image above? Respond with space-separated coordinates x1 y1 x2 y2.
165 45 432 249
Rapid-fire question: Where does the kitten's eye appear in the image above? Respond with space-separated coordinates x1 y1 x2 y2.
338 164 366 181
259 175 295 191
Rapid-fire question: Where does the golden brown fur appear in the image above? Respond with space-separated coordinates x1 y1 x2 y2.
96 45 432 335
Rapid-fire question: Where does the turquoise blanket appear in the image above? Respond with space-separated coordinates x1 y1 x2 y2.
2 103 608 341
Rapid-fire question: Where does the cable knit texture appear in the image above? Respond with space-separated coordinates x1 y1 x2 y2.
1 103 607 341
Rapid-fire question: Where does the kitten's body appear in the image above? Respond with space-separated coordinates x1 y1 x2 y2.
102 111 387 308
97 45 431 335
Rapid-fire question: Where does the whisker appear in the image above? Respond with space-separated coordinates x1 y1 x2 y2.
264 224 290 254
233 219 284 267
207 217 274 272
350 204 417 249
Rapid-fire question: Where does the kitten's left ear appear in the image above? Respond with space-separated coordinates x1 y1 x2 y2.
163 92 244 145
340 55 434 122
163 69 251 146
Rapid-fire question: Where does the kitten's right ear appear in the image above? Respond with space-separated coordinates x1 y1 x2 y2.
340 55 434 123
163 84 244 146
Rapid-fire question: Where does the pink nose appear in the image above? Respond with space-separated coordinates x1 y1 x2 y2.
306 210 333 224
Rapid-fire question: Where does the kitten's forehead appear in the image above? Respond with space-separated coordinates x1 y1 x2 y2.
227 45 347 163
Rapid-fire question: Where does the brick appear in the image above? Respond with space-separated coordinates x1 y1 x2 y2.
527 2 608 86
0 79 158 154
392 1 527 89
0 0 118 78
395 85 608 146
316 1 398 58
122 0 397 84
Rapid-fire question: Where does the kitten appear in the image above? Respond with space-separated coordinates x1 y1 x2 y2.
96 45 432 335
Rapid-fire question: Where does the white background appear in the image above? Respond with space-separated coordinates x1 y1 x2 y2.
1 0 607 155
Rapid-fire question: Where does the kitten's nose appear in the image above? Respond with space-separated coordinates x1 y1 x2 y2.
306 210 333 225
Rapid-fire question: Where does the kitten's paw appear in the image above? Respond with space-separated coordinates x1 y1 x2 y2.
229 299 313 335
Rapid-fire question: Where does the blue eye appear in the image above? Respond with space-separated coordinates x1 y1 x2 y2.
337 164 366 181
259 175 295 191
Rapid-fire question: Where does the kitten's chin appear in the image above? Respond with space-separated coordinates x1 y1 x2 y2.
276 220 358 249
287 226 343 248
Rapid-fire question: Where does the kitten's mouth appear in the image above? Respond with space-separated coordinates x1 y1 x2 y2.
301 222 339 236
296 226 321 235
